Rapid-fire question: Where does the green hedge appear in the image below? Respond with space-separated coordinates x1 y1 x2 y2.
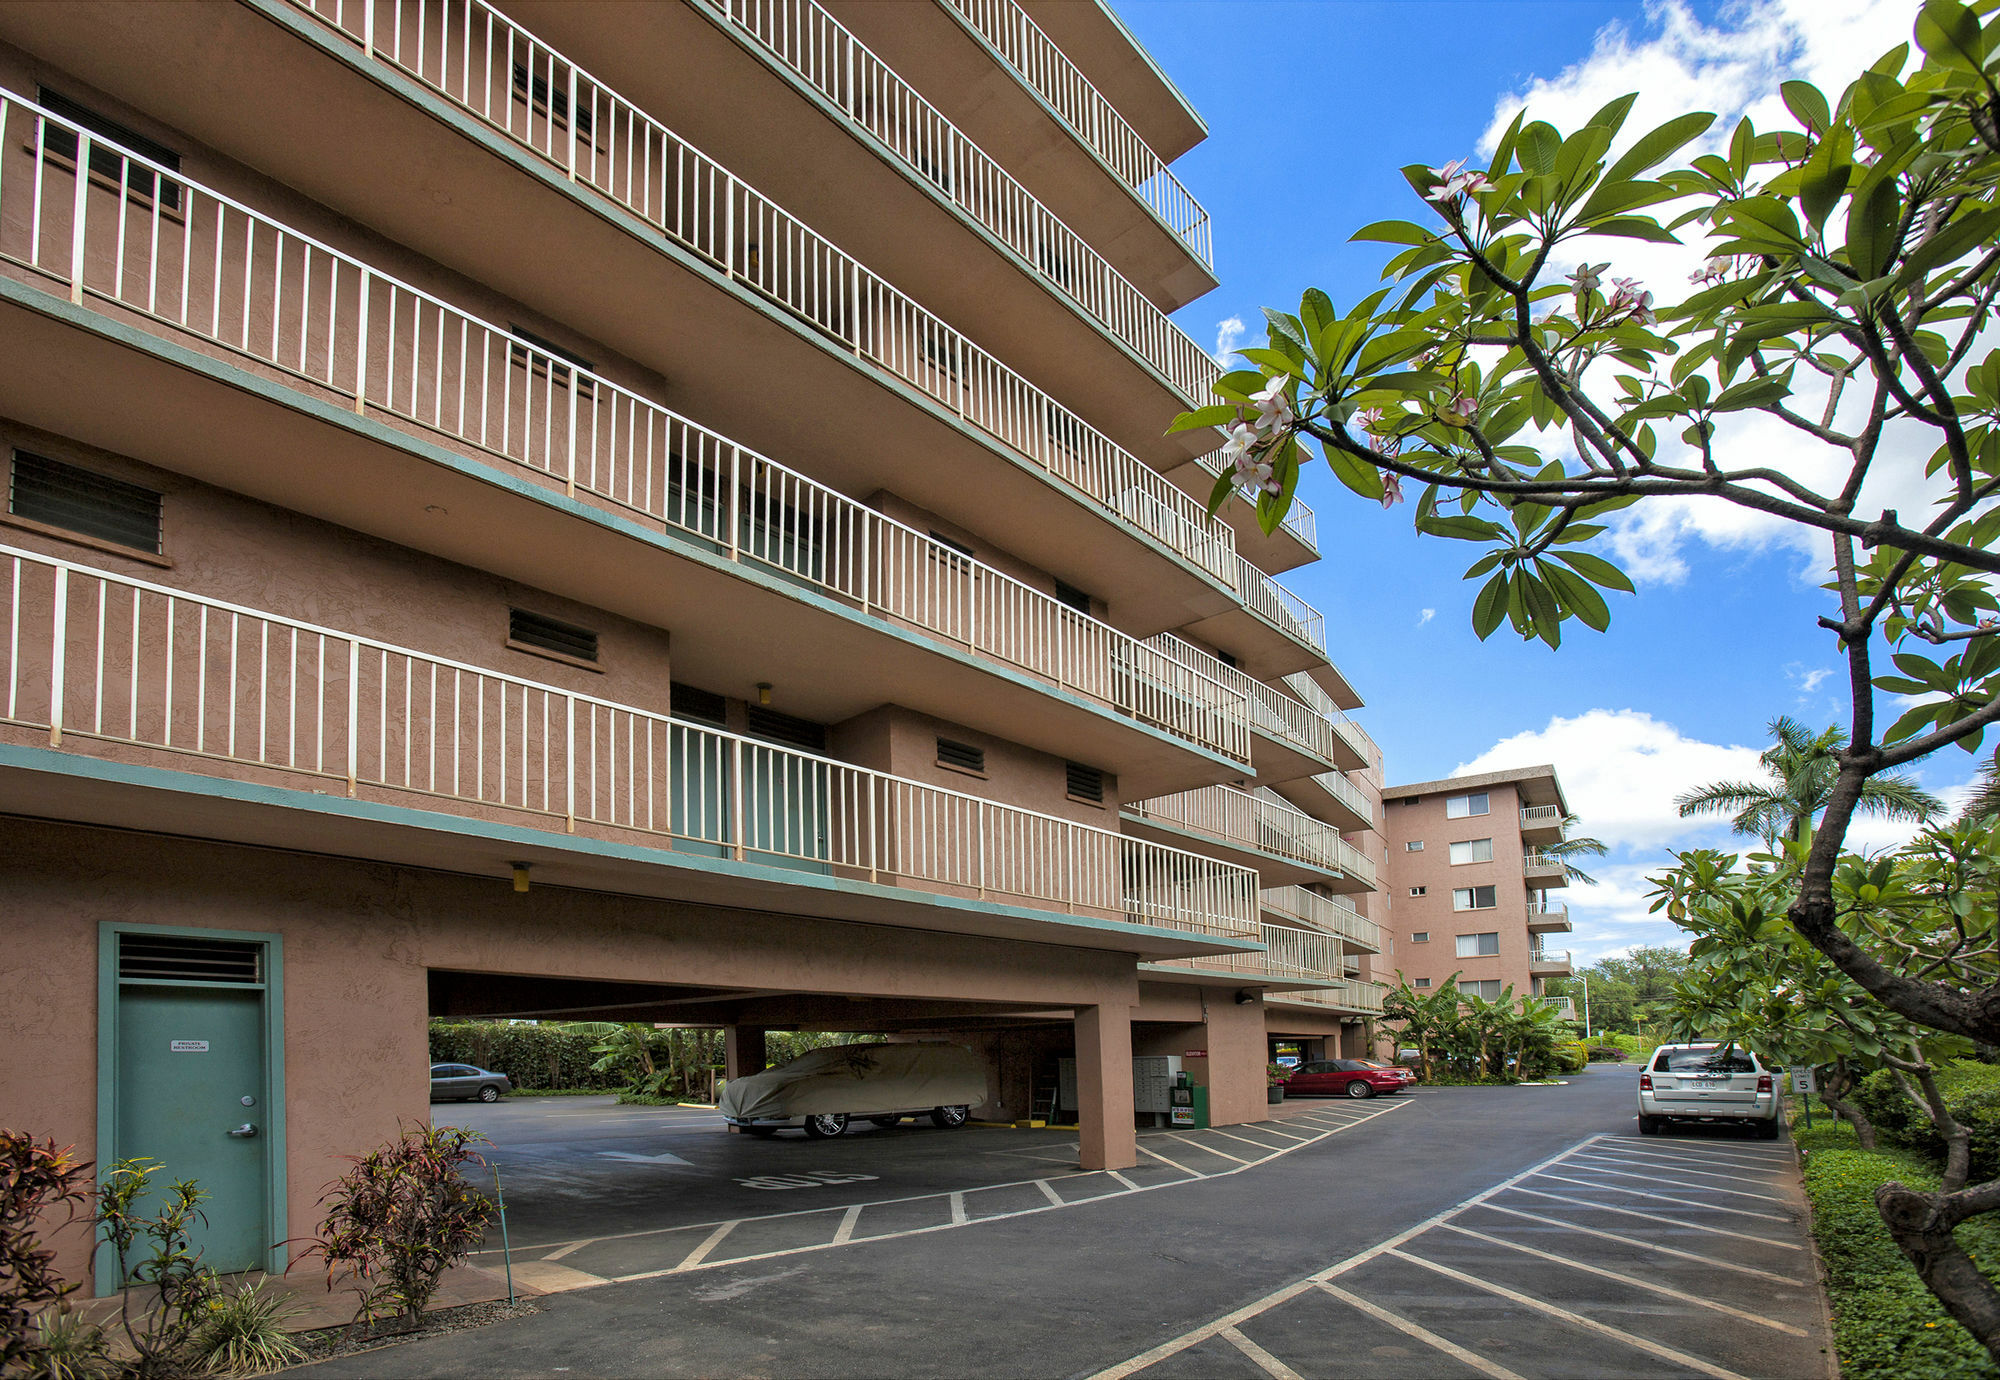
1850 1060 2000 1182
428 1021 627 1091
1795 1118 2000 1380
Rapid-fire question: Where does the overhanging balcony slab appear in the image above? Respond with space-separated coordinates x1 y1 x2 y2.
1268 774 1371 835
0 0 1238 636
822 0 1217 314
1115 812 1339 892
1245 726 1340 794
0 743 1265 962
1176 603 1325 684
1018 0 1207 162
1136 964 1342 994
1167 456 1318 575
500 0 1211 463
0 282 1241 799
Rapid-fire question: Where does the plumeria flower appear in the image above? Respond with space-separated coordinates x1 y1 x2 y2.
1608 277 1656 325
1250 376 1294 433
1446 394 1478 422
1424 158 1490 203
1690 256 1733 286
1569 262 1608 296
1219 420 1259 465
1380 470 1405 509
1352 407 1384 432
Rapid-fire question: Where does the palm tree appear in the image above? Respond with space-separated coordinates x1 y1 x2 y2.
1674 715 1943 849
1958 750 2000 824
1540 815 1607 884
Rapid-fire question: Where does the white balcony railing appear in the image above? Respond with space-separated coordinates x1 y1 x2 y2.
1546 995 1577 1019
933 0 1213 269
1280 673 1375 764
1269 978 1383 1016
1238 556 1325 657
1159 922 1340 984
0 92 1253 768
0 545 1259 939
1261 886 1380 953
1145 633 1337 771
1524 851 1567 875
1520 804 1563 828
273 4 1239 587
1530 948 1574 969
707 0 1216 402
1527 902 1570 927
1306 770 1374 827
1125 785 1376 888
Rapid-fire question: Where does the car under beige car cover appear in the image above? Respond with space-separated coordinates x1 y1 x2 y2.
720 1043 987 1121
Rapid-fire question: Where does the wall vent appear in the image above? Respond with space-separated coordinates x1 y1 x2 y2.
509 608 599 663
746 706 827 752
119 933 261 985
1065 761 1105 804
937 737 985 774
38 88 183 210
1053 580 1092 615
669 683 728 725
10 451 163 554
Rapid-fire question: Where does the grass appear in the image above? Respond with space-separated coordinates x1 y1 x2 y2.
1792 1113 2000 1380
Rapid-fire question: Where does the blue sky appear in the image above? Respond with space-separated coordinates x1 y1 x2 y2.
1116 0 1974 961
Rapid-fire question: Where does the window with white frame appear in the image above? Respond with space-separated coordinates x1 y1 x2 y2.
1458 978 1503 1000
1445 792 1490 819
1452 885 1498 911
1409 886 1427 897
1448 838 1494 865
1404 840 1425 851
1411 930 1429 943
1456 931 1501 957
1415 977 1432 989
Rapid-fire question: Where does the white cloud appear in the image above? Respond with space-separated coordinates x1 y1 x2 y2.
1213 316 1247 367
1417 608 1436 627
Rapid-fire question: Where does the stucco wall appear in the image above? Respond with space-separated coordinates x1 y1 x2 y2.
1382 782 1539 996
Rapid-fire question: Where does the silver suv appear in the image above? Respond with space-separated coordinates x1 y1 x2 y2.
1638 1043 1779 1139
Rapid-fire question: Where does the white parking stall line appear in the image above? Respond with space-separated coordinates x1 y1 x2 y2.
1506 1186 1804 1249
1136 1143 1205 1177
1599 1137 1793 1163
540 1239 591 1262
1436 1223 1809 1335
1168 1133 1251 1165
1315 1282 1529 1380
1472 1203 1802 1283
1035 1179 1065 1207
831 1204 863 1246
672 1221 738 1272
1573 1151 1795 1188
1531 1172 1793 1221
949 1191 967 1226
1388 1248 1753 1380
1561 1160 1791 1202
1108 1171 1140 1191
1203 1127 1293 1152
1250 1124 1313 1141
1218 1325 1306 1380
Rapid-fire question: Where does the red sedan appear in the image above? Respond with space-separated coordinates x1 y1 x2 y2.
1284 1059 1412 1099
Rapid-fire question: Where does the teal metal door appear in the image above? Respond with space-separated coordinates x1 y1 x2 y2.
115 985 269 1273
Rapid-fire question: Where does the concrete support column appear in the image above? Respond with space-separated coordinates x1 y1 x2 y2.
1075 1004 1135 1171
723 1025 766 1081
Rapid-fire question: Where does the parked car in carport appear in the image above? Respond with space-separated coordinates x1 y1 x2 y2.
721 1043 985 1138
429 1063 512 1102
1284 1059 1411 1099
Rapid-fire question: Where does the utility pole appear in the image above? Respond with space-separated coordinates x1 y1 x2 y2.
1577 973 1591 1039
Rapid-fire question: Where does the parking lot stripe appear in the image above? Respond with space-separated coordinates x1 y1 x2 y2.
1218 1325 1306 1380
1435 1223 1809 1335
1167 1133 1249 1164
1311 1281 1528 1380
673 1221 738 1272
1585 1145 1794 1174
1035 1179 1065 1207
1472 1203 1801 1282
1386 1248 1752 1380
1573 1150 1792 1186
1108 1171 1140 1191
1507 1186 1803 1248
1198 1128 1282 1154
540 1239 590 1262
1531 1171 1792 1221
1598 1137 1793 1164
949 1191 967 1226
831 1205 862 1246
1562 1159 1791 1202
1254 1124 1311 1141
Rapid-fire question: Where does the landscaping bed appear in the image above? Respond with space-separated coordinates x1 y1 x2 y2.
1792 1116 2000 1380
292 1298 543 1367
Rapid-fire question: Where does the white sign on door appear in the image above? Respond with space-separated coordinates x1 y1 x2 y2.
169 1040 210 1053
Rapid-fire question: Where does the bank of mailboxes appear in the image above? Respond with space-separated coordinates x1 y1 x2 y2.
1057 1055 1182 1114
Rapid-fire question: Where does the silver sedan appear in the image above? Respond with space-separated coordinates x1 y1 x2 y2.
429 1062 513 1102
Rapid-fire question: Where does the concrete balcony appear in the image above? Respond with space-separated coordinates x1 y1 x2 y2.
1149 921 1343 992
1524 852 1570 888
1529 948 1574 976
490 0 1221 446
1180 557 1339 687
1520 803 1564 844
1527 905 1572 933
1261 886 1379 954
0 8 1246 639
1170 447 1318 575
1267 978 1383 1017
1145 633 1344 786
0 543 1263 957
826 0 1216 310
1280 674 1373 767
1270 770 1373 835
1122 785 1376 892
1546 995 1576 1020
0 92 1250 795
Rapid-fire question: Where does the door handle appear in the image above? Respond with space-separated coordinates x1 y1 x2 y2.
228 1124 258 1138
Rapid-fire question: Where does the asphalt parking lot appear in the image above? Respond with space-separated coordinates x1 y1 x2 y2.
303 1068 1833 1379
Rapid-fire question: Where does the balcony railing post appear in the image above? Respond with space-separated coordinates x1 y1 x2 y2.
565 694 576 832
67 134 89 305
363 0 374 57
346 638 360 796
565 377 578 497
353 269 370 415
47 566 67 746
730 735 746 861
976 799 987 898
566 65 578 181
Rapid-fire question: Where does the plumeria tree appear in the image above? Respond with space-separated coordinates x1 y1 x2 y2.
1175 0 2000 1351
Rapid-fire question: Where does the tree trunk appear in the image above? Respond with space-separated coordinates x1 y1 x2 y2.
1876 1182 2000 1365
1822 1059 1878 1149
